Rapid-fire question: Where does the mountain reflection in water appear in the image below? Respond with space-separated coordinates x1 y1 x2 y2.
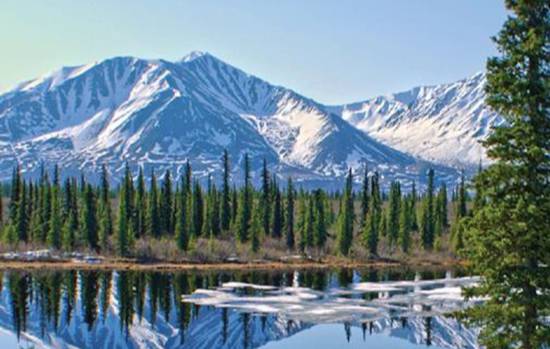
0 268 480 349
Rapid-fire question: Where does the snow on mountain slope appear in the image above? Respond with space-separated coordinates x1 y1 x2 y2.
0 52 458 186
329 72 503 168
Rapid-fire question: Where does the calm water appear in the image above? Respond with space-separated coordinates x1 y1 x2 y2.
0 267 479 349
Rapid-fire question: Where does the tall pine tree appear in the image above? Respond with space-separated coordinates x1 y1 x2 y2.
462 2 550 347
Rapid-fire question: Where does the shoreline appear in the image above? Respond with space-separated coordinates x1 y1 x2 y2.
0 257 464 272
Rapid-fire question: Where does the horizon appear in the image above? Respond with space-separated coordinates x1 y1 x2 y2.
1 0 507 104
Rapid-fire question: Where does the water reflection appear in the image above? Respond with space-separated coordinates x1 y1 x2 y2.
0 268 479 349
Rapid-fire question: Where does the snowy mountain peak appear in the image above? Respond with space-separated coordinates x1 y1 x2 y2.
0 51 492 185
180 50 212 62
334 71 500 168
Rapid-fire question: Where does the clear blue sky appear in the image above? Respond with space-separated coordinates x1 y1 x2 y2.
0 0 507 104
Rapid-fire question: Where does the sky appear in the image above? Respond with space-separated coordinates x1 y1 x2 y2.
0 0 507 104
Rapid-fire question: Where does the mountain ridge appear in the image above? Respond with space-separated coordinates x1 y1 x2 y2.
0 52 495 187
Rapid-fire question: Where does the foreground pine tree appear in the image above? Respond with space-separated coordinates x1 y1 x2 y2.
462 1 550 348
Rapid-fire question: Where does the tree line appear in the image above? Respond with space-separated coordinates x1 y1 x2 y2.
1 150 471 258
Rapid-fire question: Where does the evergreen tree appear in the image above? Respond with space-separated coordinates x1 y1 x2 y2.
191 180 204 237
47 186 61 249
456 172 468 220
435 183 448 236
250 205 260 253
221 150 231 231
271 177 283 238
98 165 113 249
236 154 252 243
260 159 270 237
363 172 381 256
313 189 327 250
337 169 354 256
15 180 28 243
420 169 435 250
117 181 130 256
231 184 238 226
360 165 369 226
387 181 401 248
135 167 147 238
160 170 173 235
398 196 411 253
81 184 98 250
410 181 418 231
175 179 188 251
462 2 550 347
285 177 295 250
62 206 77 250
146 170 161 238
302 197 315 253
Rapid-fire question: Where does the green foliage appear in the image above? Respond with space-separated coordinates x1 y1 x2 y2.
398 197 411 253
461 2 550 348
285 177 295 250
236 154 252 243
221 150 231 231
420 169 435 250
337 169 354 256
47 187 61 249
363 172 381 256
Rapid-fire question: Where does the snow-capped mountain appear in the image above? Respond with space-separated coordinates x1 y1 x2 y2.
329 72 503 168
0 51 492 186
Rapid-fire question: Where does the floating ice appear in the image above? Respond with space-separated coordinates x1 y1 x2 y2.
182 276 480 324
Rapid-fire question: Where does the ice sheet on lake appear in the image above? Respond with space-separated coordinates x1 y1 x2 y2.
182 276 480 324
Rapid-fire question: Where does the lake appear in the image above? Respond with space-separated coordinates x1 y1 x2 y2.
0 267 480 348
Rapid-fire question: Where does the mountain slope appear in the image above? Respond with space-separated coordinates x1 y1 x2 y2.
0 52 457 186
329 72 503 168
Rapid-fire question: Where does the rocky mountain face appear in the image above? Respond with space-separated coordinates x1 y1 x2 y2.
0 51 498 187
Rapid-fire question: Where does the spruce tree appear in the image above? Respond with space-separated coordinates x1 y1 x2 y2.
117 180 129 256
285 177 295 250
260 159 270 237
398 197 411 253
191 180 204 237
250 205 260 253
15 180 28 243
313 189 327 250
271 177 283 238
47 186 62 249
160 170 173 235
337 169 354 256
236 154 252 243
98 165 113 250
360 165 369 226
81 184 98 250
410 180 418 231
175 180 188 251
420 169 435 250
221 150 231 231
387 181 401 248
363 172 381 256
135 167 147 238
462 2 550 347
435 183 448 236
146 170 161 238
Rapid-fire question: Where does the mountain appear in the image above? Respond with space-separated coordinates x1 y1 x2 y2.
0 52 472 187
329 72 503 168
